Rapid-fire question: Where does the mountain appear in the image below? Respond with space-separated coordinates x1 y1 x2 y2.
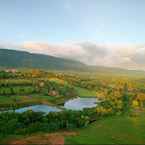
0 49 86 70
0 48 145 76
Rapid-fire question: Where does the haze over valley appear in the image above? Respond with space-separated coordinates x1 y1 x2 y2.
1 0 145 145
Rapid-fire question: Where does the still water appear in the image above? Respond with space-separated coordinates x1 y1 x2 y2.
64 97 98 110
14 104 61 114
5 97 98 114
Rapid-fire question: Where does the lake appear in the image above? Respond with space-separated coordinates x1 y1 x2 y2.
14 105 61 114
4 97 98 114
64 97 98 110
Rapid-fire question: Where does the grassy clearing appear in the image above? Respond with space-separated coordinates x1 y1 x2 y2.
75 87 96 97
0 87 97 109
0 92 78 109
0 94 66 109
3 112 145 145
65 113 145 144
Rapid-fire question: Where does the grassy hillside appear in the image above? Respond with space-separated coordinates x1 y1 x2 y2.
0 49 86 70
1 49 145 76
3 112 145 145
65 113 145 144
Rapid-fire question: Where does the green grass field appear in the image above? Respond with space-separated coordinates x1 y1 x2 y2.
0 94 61 109
75 87 96 97
3 112 145 145
0 86 97 109
65 113 145 144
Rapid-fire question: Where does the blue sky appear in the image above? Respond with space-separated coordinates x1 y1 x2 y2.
0 0 145 43
0 0 145 70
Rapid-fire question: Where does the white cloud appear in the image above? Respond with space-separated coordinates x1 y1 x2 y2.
22 42 86 61
2 41 145 70
22 41 145 70
132 47 145 64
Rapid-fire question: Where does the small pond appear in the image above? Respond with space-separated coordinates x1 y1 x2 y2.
64 97 98 110
2 97 98 114
14 105 61 114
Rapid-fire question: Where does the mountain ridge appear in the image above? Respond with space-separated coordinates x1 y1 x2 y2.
0 48 86 70
0 48 145 76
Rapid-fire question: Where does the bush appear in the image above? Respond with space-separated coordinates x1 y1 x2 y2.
0 109 97 137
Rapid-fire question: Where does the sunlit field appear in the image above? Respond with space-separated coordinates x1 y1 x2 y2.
0 69 145 144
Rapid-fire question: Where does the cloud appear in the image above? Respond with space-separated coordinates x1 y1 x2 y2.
22 42 86 61
77 42 108 64
132 47 145 65
5 41 145 71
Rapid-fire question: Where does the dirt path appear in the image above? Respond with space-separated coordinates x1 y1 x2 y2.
8 131 77 145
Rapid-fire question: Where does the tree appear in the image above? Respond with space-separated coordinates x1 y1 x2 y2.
122 83 130 112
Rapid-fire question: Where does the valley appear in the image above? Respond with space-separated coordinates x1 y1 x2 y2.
0 65 145 144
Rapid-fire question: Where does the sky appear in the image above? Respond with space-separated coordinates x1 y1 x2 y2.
0 0 145 70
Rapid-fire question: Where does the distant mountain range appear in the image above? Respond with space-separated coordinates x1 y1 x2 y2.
0 48 145 76
0 49 86 70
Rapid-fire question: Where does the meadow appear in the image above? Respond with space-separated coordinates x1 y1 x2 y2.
0 69 145 144
66 112 145 144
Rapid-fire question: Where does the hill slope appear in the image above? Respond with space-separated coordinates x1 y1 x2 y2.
0 48 145 76
0 49 86 70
